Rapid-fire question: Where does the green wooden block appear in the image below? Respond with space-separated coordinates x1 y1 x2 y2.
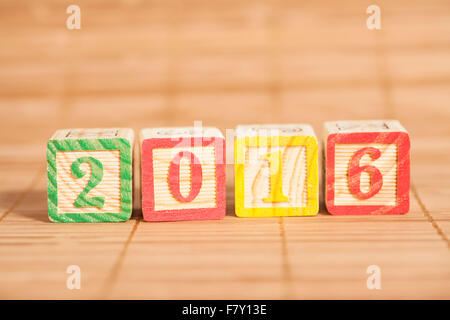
47 128 134 223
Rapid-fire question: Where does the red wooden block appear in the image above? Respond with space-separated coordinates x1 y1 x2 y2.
141 127 226 221
324 120 410 215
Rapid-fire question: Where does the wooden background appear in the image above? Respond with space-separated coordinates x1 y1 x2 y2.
0 0 449 299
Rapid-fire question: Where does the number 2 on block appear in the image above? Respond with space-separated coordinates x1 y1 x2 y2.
71 156 105 209
348 147 383 200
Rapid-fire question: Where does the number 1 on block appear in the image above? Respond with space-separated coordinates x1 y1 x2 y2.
262 150 289 203
235 124 319 217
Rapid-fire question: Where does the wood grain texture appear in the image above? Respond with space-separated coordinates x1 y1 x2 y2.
152 146 217 210
0 0 449 299
243 145 308 208
334 143 397 205
56 150 121 213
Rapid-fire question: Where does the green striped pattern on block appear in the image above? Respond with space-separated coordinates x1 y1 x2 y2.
47 138 132 223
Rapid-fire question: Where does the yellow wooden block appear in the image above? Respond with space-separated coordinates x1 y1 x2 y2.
235 124 319 217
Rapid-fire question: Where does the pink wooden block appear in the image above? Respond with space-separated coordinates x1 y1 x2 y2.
141 127 226 221
324 120 410 215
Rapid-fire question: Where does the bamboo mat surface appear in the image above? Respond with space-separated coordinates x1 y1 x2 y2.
0 0 449 299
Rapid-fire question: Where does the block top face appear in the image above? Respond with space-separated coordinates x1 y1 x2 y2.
324 120 407 134
236 124 316 137
140 127 224 141
50 128 134 143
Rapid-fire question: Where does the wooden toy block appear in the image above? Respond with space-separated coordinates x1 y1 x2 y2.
324 120 410 215
140 127 226 222
235 124 319 217
47 128 134 223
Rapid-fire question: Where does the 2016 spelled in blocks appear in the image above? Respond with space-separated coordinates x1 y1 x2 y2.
140 127 226 221
234 124 319 217
46 121 410 222
47 128 134 223
324 120 410 215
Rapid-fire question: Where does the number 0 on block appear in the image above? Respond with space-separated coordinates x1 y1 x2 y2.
47 128 134 223
140 127 226 222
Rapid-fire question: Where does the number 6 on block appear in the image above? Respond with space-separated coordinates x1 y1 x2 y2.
47 128 134 223
140 127 226 222
324 120 410 215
